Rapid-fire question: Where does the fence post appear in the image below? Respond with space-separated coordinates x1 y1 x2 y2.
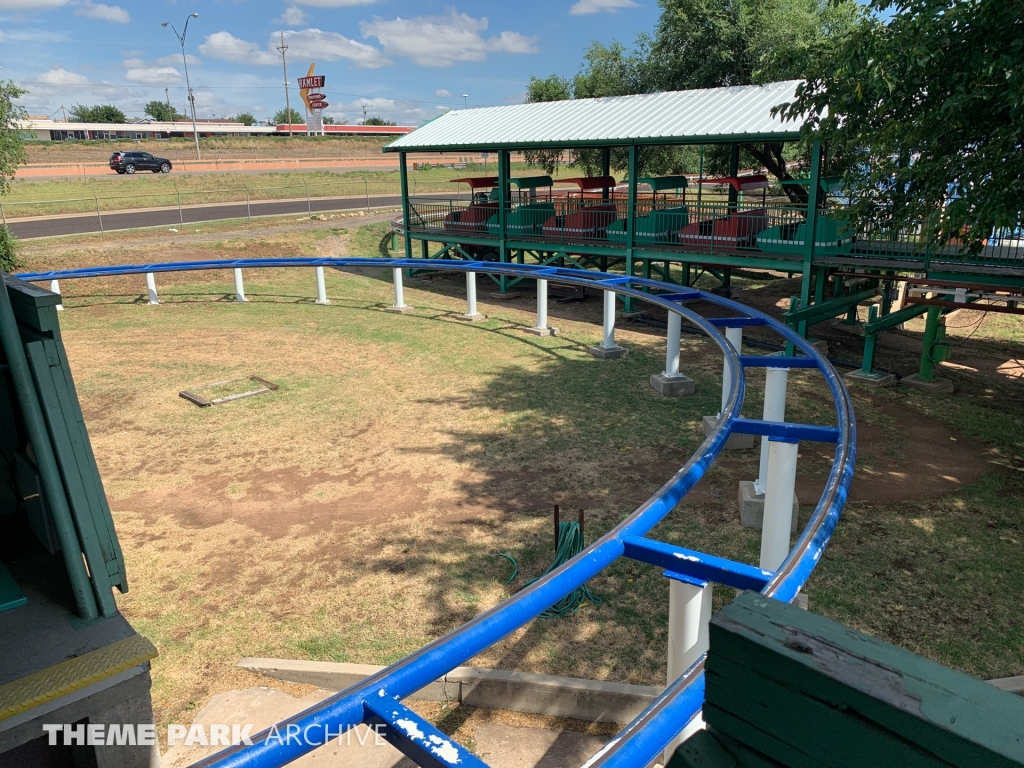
0 202 6 227
303 179 311 215
383 268 412 313
457 270 485 321
49 280 63 311
233 268 247 302
664 577 713 762
314 266 329 305
145 273 159 305
94 193 104 238
363 176 370 211
242 181 251 222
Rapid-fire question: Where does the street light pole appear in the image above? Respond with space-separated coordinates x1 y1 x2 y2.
277 32 292 137
162 14 201 160
462 94 468 109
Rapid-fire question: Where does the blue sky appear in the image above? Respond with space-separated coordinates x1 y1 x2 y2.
1 0 662 125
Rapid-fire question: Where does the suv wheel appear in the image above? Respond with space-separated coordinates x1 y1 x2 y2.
160 162 171 173
125 164 136 174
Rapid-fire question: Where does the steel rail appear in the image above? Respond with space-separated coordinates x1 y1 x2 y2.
16 258 855 768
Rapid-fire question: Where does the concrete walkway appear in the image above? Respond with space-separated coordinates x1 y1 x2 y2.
160 686 617 768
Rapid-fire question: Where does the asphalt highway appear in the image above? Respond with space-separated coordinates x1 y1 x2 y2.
7 194 404 239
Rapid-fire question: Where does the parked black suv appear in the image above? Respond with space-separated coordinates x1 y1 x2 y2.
109 151 172 174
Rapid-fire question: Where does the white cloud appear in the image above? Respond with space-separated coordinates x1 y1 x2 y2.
324 95 446 125
0 0 65 8
435 89 453 97
74 1 129 23
569 0 637 14
360 12 536 67
199 31 280 65
155 53 201 67
278 28 388 68
124 67 181 85
275 6 308 24
0 28 67 42
35 68 89 86
200 29 386 68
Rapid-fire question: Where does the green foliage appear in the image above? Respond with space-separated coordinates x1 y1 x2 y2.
364 116 396 126
69 103 127 123
322 117 335 125
144 101 184 122
0 225 20 273
778 0 1024 251
0 80 28 197
233 112 256 126
524 0 860 193
273 107 304 125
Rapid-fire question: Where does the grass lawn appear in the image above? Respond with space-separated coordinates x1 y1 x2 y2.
16 220 1024 731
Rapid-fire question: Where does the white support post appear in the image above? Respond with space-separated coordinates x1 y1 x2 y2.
314 266 329 305
537 278 548 329
755 368 789 495
384 267 413 313
145 273 159 305
649 311 695 395
233 268 247 303
457 271 485 321
602 290 616 348
760 438 799 571
665 312 681 376
719 326 744 416
524 278 555 336
664 579 713 761
49 280 63 311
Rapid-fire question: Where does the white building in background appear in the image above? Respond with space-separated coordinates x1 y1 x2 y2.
19 118 415 141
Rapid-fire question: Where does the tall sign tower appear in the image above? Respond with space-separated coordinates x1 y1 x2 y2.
298 64 327 136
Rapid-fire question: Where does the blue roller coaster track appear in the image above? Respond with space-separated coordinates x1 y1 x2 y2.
17 258 856 768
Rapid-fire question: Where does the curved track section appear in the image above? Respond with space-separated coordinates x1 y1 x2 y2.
17 258 856 768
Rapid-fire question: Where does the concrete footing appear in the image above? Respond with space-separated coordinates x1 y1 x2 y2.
383 305 414 314
615 311 645 321
795 592 809 610
489 291 521 301
456 313 487 322
238 658 660 725
524 326 558 337
809 338 829 356
649 373 695 397
844 369 898 387
702 415 756 450
901 374 954 393
738 480 798 532
587 345 628 360
830 319 865 336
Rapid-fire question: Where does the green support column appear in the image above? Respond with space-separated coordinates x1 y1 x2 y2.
918 305 942 381
497 149 510 293
399 152 413 264
728 143 740 209
861 305 879 373
601 148 611 202
798 140 823 338
623 144 638 312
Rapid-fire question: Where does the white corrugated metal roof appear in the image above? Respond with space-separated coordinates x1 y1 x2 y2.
385 80 804 152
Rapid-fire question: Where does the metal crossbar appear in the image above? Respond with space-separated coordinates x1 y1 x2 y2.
15 258 856 768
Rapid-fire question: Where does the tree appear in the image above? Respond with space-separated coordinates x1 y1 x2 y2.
233 112 256 126
322 117 335 125
274 107 303 124
364 116 396 126
144 101 183 122
524 0 861 195
68 103 127 123
0 80 28 197
524 75 573 173
777 0 1024 251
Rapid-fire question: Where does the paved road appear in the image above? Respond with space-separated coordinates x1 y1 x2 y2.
7 194 404 239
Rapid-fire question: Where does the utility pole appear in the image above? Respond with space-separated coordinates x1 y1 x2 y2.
362 105 367 125
60 105 67 122
164 88 172 124
277 32 292 137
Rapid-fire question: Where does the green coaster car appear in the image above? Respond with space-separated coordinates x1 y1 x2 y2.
485 202 557 236
756 215 854 256
607 206 690 244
